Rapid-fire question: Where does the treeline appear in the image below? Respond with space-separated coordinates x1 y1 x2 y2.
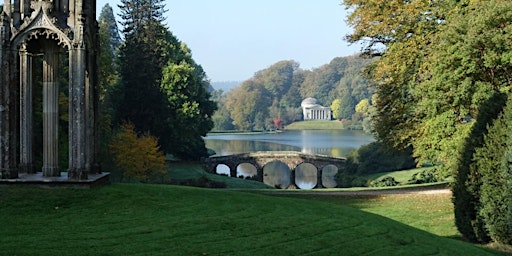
98 0 216 172
344 0 512 245
212 56 375 131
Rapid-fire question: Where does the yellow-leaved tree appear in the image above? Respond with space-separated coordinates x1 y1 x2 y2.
109 122 167 182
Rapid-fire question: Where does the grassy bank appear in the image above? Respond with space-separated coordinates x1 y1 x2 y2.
285 120 345 130
0 183 504 255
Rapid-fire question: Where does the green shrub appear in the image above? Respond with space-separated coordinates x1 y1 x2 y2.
407 168 439 185
369 176 399 187
180 176 227 188
335 173 368 188
453 92 506 243
345 141 416 175
472 95 512 244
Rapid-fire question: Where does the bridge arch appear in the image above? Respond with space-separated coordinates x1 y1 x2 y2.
295 163 317 189
263 161 291 188
202 151 346 189
322 164 338 188
237 163 257 179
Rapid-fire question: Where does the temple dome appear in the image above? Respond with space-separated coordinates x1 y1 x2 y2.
301 97 319 108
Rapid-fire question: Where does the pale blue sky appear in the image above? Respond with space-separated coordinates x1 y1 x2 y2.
96 0 360 82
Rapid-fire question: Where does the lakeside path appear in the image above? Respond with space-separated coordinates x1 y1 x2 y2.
260 185 452 196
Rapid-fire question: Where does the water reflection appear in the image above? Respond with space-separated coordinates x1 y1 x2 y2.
207 130 374 189
322 165 338 188
205 130 374 157
237 163 257 178
263 161 291 188
295 163 317 189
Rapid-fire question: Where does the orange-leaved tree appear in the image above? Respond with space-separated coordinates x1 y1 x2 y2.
109 122 167 182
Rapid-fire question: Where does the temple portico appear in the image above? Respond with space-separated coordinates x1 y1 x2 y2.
301 98 332 121
0 0 101 181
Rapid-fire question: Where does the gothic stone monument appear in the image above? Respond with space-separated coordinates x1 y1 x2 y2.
0 0 100 180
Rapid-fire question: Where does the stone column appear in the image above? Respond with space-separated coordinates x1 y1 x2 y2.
21 0 31 19
68 41 87 180
42 45 60 177
13 0 21 27
19 45 35 174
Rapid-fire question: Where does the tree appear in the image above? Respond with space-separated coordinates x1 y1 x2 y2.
98 4 121 131
109 122 166 182
330 99 343 120
161 43 217 160
226 81 272 131
355 99 369 116
345 0 512 244
117 0 173 151
211 90 235 131
99 4 122 55
472 95 512 244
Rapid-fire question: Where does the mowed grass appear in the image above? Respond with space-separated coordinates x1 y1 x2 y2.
276 192 457 238
285 120 345 130
0 184 504 256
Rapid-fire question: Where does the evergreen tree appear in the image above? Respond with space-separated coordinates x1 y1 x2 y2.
98 3 122 170
117 0 216 159
117 0 173 152
473 95 512 244
99 4 122 56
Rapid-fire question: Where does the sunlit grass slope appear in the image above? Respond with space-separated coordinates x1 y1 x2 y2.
285 120 345 130
0 184 502 256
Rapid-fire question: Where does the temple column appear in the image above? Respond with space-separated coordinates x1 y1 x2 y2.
19 45 35 174
21 0 31 19
42 44 60 177
68 38 88 180
13 0 21 27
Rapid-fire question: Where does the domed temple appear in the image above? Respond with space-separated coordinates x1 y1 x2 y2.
0 0 100 181
301 98 332 120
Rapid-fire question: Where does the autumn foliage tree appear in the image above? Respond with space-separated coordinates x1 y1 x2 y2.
110 122 167 182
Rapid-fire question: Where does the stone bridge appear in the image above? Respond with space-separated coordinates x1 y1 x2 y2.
202 151 346 189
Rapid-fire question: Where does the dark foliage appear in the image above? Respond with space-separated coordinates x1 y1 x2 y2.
453 92 506 243
344 141 416 175
470 95 512 244
369 176 398 187
179 176 227 189
407 168 440 185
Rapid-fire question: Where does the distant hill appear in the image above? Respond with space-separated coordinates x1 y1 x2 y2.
211 81 242 92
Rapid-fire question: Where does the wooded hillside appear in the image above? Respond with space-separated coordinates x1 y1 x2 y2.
212 55 375 131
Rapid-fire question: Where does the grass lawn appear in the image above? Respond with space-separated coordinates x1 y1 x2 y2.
0 183 505 256
285 120 345 130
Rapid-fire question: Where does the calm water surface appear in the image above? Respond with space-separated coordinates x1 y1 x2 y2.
205 129 374 157
204 130 374 189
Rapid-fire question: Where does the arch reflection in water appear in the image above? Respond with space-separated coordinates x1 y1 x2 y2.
263 161 291 188
322 165 338 188
237 163 257 179
295 163 317 189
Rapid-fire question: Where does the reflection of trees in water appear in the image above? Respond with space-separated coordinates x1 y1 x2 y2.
263 161 291 188
322 165 338 188
237 163 257 178
206 140 300 155
295 163 317 189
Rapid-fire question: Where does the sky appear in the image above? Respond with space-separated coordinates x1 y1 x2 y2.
96 0 361 82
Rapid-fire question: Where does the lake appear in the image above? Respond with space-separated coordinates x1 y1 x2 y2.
204 129 375 157
204 130 374 189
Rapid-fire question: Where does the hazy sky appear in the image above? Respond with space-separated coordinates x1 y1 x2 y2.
96 0 361 82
